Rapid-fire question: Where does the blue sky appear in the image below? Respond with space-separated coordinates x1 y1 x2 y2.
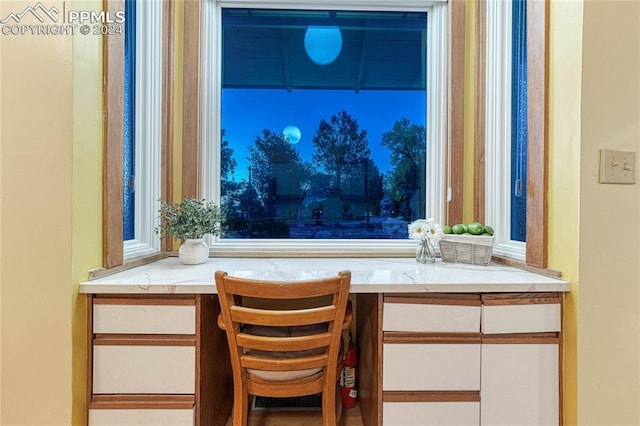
221 88 426 182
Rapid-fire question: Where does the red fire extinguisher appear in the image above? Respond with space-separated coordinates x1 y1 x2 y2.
340 337 358 409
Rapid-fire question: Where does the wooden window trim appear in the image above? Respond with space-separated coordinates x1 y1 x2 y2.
103 0 175 267
447 0 466 226
474 0 548 267
181 0 202 199
525 0 548 267
103 0 125 269
474 0 486 225
161 0 175 252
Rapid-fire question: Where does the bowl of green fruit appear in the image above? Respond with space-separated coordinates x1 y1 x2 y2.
439 222 494 265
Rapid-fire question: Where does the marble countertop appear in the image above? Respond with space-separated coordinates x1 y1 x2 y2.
80 257 570 294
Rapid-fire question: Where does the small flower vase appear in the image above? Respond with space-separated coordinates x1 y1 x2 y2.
415 239 436 263
178 238 209 265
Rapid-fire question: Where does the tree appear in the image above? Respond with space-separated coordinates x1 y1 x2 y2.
220 129 240 221
247 129 311 217
220 129 237 180
312 111 370 191
381 118 426 218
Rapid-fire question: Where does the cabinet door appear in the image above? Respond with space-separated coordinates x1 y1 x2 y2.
383 401 479 426
481 343 559 426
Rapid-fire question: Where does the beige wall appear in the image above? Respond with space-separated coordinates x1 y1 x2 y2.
578 1 640 424
547 1 583 424
71 0 104 422
0 1 74 424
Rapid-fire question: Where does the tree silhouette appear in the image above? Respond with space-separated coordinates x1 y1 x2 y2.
312 111 370 191
220 129 237 180
381 117 426 217
247 129 310 217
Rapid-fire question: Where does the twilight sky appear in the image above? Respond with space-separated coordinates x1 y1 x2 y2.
221 88 426 182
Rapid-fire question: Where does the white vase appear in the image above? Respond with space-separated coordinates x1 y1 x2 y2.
178 238 209 265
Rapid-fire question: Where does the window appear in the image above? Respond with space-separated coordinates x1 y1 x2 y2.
484 0 526 261
480 0 548 266
122 0 163 261
123 0 136 241
104 0 173 268
201 0 449 255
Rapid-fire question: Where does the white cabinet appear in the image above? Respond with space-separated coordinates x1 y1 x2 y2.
93 301 196 334
383 343 480 391
381 295 482 426
383 298 481 333
480 293 562 426
360 292 562 426
89 408 195 426
383 401 479 426
93 344 196 394
89 297 198 425
87 295 232 426
481 343 559 426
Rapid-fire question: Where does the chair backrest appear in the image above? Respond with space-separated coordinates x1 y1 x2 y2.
215 270 352 399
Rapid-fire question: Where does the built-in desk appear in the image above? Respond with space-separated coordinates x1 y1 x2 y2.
80 258 569 426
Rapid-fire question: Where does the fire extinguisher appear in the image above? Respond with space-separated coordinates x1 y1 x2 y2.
340 336 358 409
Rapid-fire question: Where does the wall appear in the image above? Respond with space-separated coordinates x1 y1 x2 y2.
578 1 640 424
0 0 74 423
547 1 583 424
71 0 104 422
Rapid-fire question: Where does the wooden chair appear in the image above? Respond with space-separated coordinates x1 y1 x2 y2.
215 270 352 426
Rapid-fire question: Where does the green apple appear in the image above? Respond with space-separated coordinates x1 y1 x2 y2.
451 224 466 234
483 225 494 236
467 222 484 235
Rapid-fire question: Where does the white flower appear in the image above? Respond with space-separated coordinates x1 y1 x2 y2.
408 218 443 243
408 219 429 241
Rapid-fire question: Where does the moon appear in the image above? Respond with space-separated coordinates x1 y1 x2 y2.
282 125 302 144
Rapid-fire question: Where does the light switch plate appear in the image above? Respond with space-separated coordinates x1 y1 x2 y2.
599 149 636 184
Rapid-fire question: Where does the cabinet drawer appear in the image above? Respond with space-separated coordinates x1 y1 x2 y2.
93 345 195 394
93 300 196 334
89 408 195 426
383 296 481 332
481 303 561 334
383 401 479 426
383 343 480 390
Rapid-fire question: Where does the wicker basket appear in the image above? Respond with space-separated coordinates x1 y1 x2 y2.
438 234 494 265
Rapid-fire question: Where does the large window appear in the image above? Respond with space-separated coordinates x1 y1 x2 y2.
202 0 448 254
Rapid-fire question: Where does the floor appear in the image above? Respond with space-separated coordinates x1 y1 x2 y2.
224 404 364 426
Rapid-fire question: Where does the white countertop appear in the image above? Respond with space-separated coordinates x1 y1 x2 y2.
80 257 570 294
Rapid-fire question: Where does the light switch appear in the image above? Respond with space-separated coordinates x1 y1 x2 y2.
599 149 636 184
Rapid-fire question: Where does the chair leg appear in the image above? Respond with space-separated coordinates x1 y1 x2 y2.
232 388 250 426
322 384 338 426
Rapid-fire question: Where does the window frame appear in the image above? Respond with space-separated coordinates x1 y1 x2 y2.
190 0 457 256
123 0 164 262
475 0 548 267
103 0 174 268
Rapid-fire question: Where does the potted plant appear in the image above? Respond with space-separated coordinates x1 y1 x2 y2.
157 198 226 264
